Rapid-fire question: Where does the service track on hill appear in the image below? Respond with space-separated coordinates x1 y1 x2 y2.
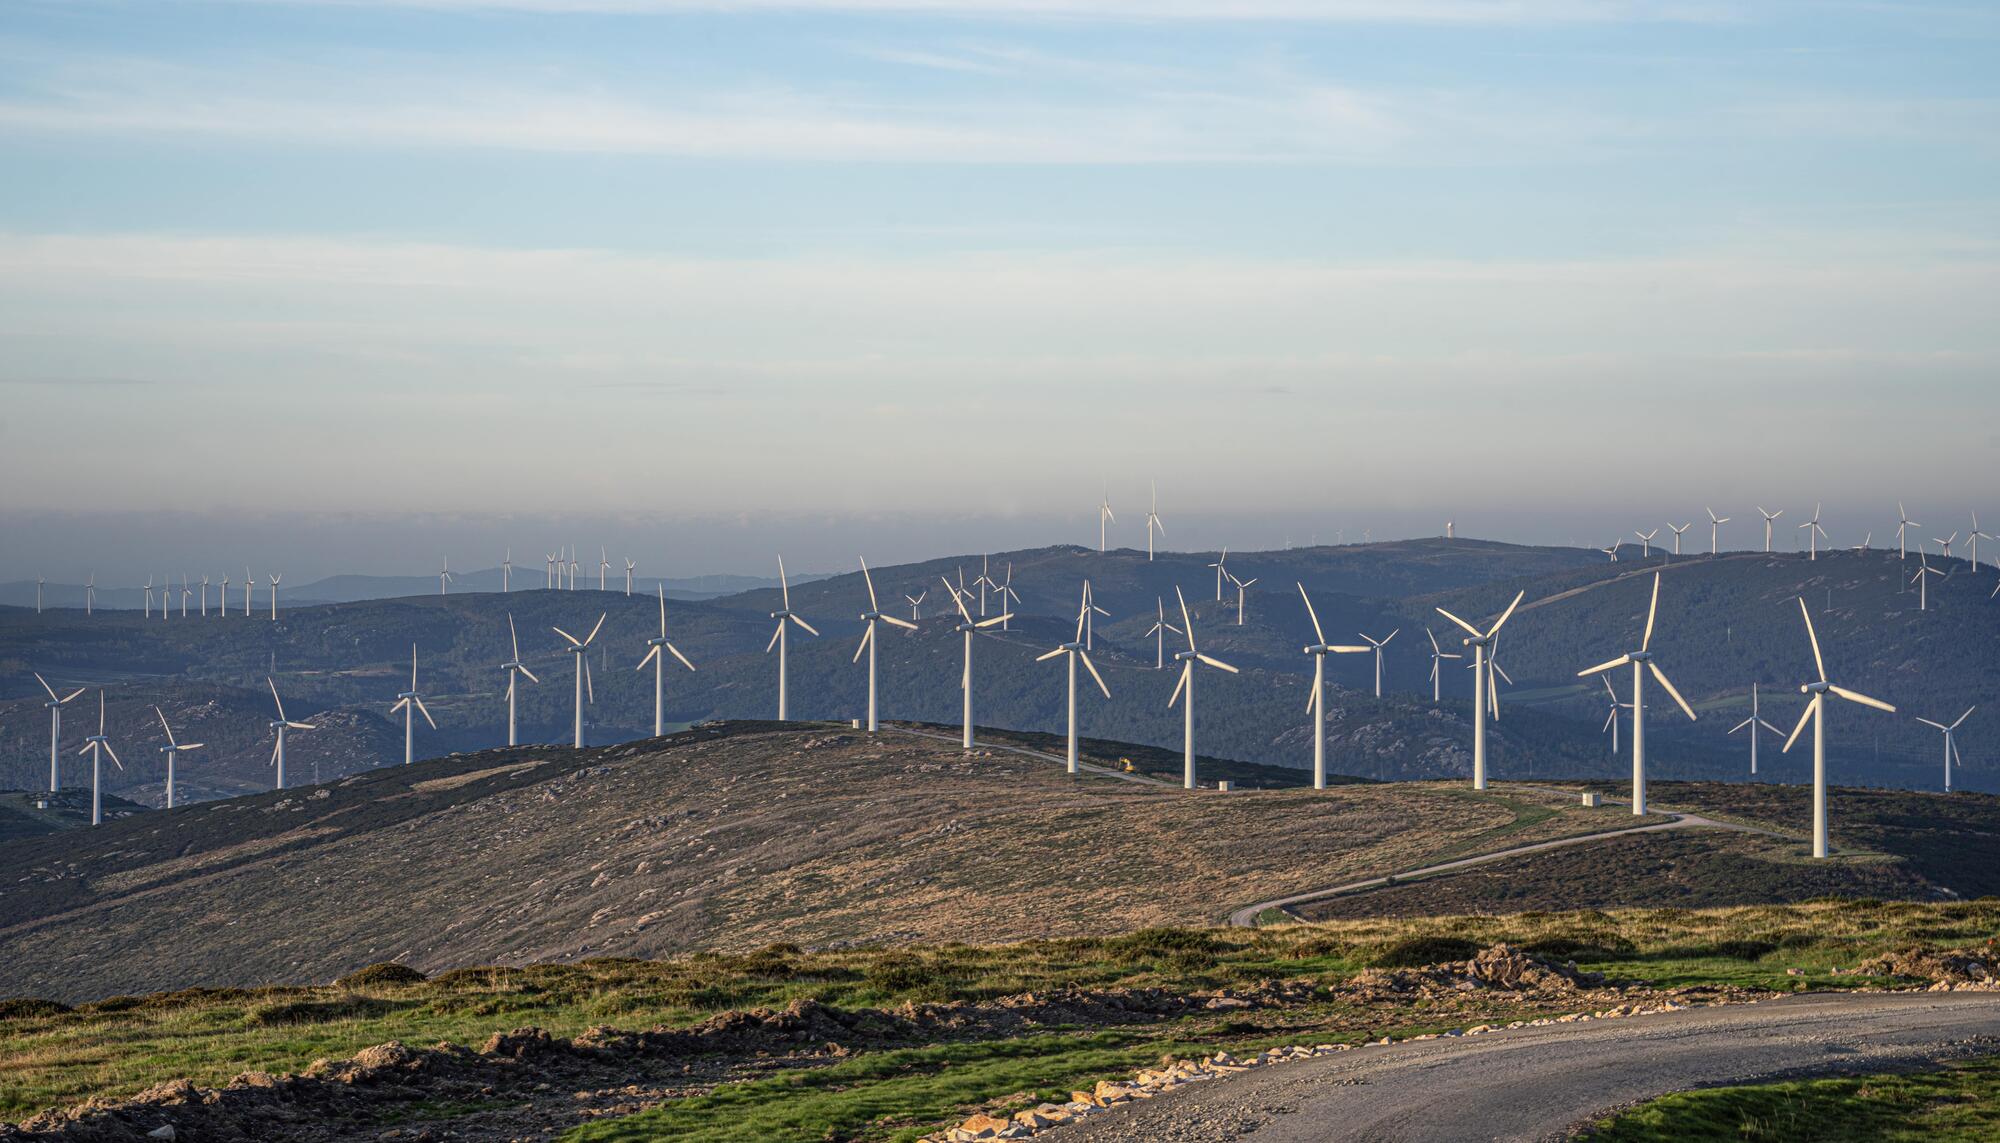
1048 991 2000 1142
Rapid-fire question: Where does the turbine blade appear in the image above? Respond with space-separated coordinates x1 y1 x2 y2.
584 612 607 646
1829 685 1896 714
977 613 1012 629
1487 590 1526 635
1435 607 1481 638
414 696 437 729
1168 662 1189 708
882 615 917 630
766 623 782 654
668 643 696 672
34 673 58 702
509 613 521 660
1080 651 1110 697
1799 597 1826 682
1036 647 1065 662
1782 696 1818 753
1642 573 1660 651
1649 662 1697 720
861 557 879 612
1578 654 1633 678
518 665 539 684
853 625 872 664
1197 653 1238 674
552 625 581 647
791 614 820 637
638 646 659 670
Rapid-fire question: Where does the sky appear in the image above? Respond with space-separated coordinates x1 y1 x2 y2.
2 0 1997 580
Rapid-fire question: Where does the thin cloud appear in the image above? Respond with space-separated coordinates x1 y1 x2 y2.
210 1 1742 24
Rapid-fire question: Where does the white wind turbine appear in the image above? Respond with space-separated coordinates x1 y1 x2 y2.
268 573 282 620
1098 488 1115 553
1227 570 1257 626
1759 507 1783 553
500 614 538 747
1144 595 1182 670
545 552 557 589
1425 628 1462 704
1081 580 1109 649
1299 584 1370 789
1600 677 1632 754
624 557 637 597
851 559 914 734
180 576 191 618
1209 546 1230 601
1911 552 1944 611
84 574 95 616
599 548 611 592
1781 597 1896 857
265 678 315 790
568 549 580 591
1167 587 1238 789
1036 585 1111 774
1727 683 1783 775
1358 628 1398 698
766 557 818 720
1578 573 1697 816
1668 523 1692 557
1434 591 1525 791
1145 482 1165 561
243 567 255 616
390 644 436 766
1634 528 1659 559
143 576 156 619
439 558 454 595
1852 533 1872 553
995 563 1021 631
1934 531 1958 560
1896 502 1919 560
1798 503 1827 560
1915 706 1975 793
78 692 121 825
973 555 997 617
639 585 697 737
1706 507 1729 555
35 673 85 792
35 575 43 614
199 575 210 617
552 613 607 748
1971 514 1992 568
153 706 202 809
904 589 927 621
503 548 513 593
1599 542 1621 562
945 575 1012 750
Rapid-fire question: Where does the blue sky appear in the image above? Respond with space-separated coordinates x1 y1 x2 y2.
2 1 1997 577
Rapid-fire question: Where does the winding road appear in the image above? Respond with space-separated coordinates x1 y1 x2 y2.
1050 991 2000 1142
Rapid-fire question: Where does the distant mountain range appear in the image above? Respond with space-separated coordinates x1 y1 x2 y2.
4 538 1996 803
0 569 830 611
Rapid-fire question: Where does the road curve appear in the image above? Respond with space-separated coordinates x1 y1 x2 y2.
1049 991 2000 1142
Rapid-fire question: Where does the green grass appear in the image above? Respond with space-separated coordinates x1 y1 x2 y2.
1589 1055 2000 1141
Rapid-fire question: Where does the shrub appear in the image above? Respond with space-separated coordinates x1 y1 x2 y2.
1105 928 1223 966
865 955 949 995
245 996 398 1027
1523 932 1637 961
336 962 427 988
0 997 71 1020
1368 936 1478 968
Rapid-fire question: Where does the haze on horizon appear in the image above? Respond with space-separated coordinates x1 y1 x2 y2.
2 0 1996 581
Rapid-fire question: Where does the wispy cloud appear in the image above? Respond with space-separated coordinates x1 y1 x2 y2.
210 0 1742 24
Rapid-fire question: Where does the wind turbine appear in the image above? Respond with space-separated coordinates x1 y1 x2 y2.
639 585 697 736
1798 503 1826 561
1972 514 1992 568
265 678 315 790
599 548 611 592
1425 628 1462 703
1036 585 1111 774
1781 596 1896 857
153 706 202 809
945 575 1012 750
217 574 228 617
1758 507 1783 554
1668 523 1692 557
503 548 513 593
1209 546 1230 601
545 552 557 589
904 590 926 621
268 573 281 620
1600 677 1632 754
1167 587 1237 789
624 558 637 597
78 692 121 825
995 563 1021 631
1634 529 1659 559
1727 683 1783 775
1144 596 1182 670
1098 488 1115 553
179 576 191 618
851 559 914 733
500 614 538 747
143 577 156 619
568 549 580 591
1145 482 1165 561
389 644 436 766
1934 531 1959 560
1578 573 1697 816
199 575 209 617
1299 585 1369 789
84 574 95 616
1911 553 1944 611
1896 502 1919 560
1915 707 1975 793
35 576 43 614
1851 533 1872 553
1706 508 1729 555
766 557 818 720
1436 591 1525 791
1082 580 1109 649
439 558 454 595
1358 628 1398 698
552 613 607 747
973 555 997 617
244 567 255 616
1228 570 1257 626
1599 542 1621 562
35 673 84 792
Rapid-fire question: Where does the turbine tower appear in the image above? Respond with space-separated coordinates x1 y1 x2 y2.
439 558 454 595
1359 628 1399 698
84 574 95 616
852 559 914 733
390 644 436 766
1227 571 1257 626
994 563 1020 631
1144 596 1182 669
1209 546 1230 601
1167 587 1238 789
1098 488 1115 553
1781 596 1896 858
1435 590 1526 791
265 678 315 790
1726 683 1783 775
904 590 926 621
268 573 282 620
1972 514 1992 568
78 692 121 825
1144 482 1165 561
1758 507 1783 554
35 673 85 792
1299 584 1369 790
552 613 607 747
500 614 539 747
502 548 512 593
1425 628 1462 703
153 706 202 809
765 557 819 720
945 576 1012 750
180 576 191 618
1911 553 1943 611
1600 677 1631 754
217 574 228 617
624 558 636 597
1036 585 1111 774
143 577 155 619
1798 503 1826 560
1915 707 1975 792
1668 523 1691 557
1634 529 1658 559
244 567 255 616
1578 572 1697 816
199 575 210 617
639 585 697 736
35 576 43 614
1896 502 1919 560
1081 580 1109 649
1706 508 1729 555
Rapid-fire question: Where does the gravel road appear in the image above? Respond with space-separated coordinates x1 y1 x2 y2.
1050 991 2000 1141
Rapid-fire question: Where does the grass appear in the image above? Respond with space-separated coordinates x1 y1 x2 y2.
1589 1055 2000 1141
6 900 1999 1130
